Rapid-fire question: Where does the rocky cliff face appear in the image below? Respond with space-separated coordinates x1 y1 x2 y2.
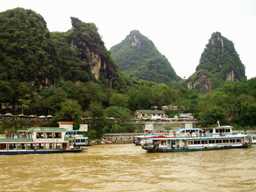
187 32 246 92
187 70 212 92
69 17 118 86
110 30 180 83
88 51 102 80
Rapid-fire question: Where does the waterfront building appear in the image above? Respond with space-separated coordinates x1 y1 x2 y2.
135 110 168 121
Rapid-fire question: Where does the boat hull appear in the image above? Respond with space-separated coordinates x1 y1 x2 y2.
0 148 85 155
143 144 250 153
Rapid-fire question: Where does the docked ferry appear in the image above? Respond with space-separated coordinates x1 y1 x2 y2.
142 127 251 153
0 127 88 155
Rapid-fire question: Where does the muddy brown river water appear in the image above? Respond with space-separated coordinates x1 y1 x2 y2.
0 144 256 192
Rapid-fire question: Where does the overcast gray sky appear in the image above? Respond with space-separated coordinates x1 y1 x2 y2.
1 0 256 79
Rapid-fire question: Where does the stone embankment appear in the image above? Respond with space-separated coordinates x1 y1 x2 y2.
101 133 143 144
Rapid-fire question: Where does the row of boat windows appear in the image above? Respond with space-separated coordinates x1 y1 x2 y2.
189 139 241 144
156 139 242 145
36 132 62 139
209 129 231 133
0 143 67 150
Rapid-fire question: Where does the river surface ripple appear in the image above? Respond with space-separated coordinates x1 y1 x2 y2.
0 144 256 192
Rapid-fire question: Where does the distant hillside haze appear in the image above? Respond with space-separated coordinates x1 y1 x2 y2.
187 32 246 92
110 30 180 83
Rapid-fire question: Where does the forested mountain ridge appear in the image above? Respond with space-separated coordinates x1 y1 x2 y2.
0 8 119 88
187 32 246 92
0 8 58 86
0 8 124 119
110 30 180 83
0 8 256 135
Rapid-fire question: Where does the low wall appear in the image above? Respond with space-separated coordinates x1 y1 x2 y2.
102 133 143 144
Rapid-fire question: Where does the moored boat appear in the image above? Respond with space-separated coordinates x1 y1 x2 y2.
0 127 88 155
142 127 251 153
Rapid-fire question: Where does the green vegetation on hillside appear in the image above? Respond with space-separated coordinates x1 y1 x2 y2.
110 30 180 83
0 8 119 87
198 32 245 80
0 8 58 86
51 31 92 82
0 8 256 137
188 32 246 91
197 79 256 127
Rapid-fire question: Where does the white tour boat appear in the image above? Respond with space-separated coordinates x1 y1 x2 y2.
142 127 251 153
0 127 88 155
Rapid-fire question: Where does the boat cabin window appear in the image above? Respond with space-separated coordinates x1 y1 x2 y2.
36 132 62 139
36 132 44 138
201 140 208 144
236 139 241 143
194 140 200 144
161 141 166 145
76 139 85 143
54 133 62 138
216 128 231 133
0 144 6 149
209 140 215 144
47 133 53 138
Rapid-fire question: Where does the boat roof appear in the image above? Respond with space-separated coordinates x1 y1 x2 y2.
0 138 33 143
28 127 67 132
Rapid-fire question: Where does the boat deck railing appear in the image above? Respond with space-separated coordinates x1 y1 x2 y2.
140 131 248 140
